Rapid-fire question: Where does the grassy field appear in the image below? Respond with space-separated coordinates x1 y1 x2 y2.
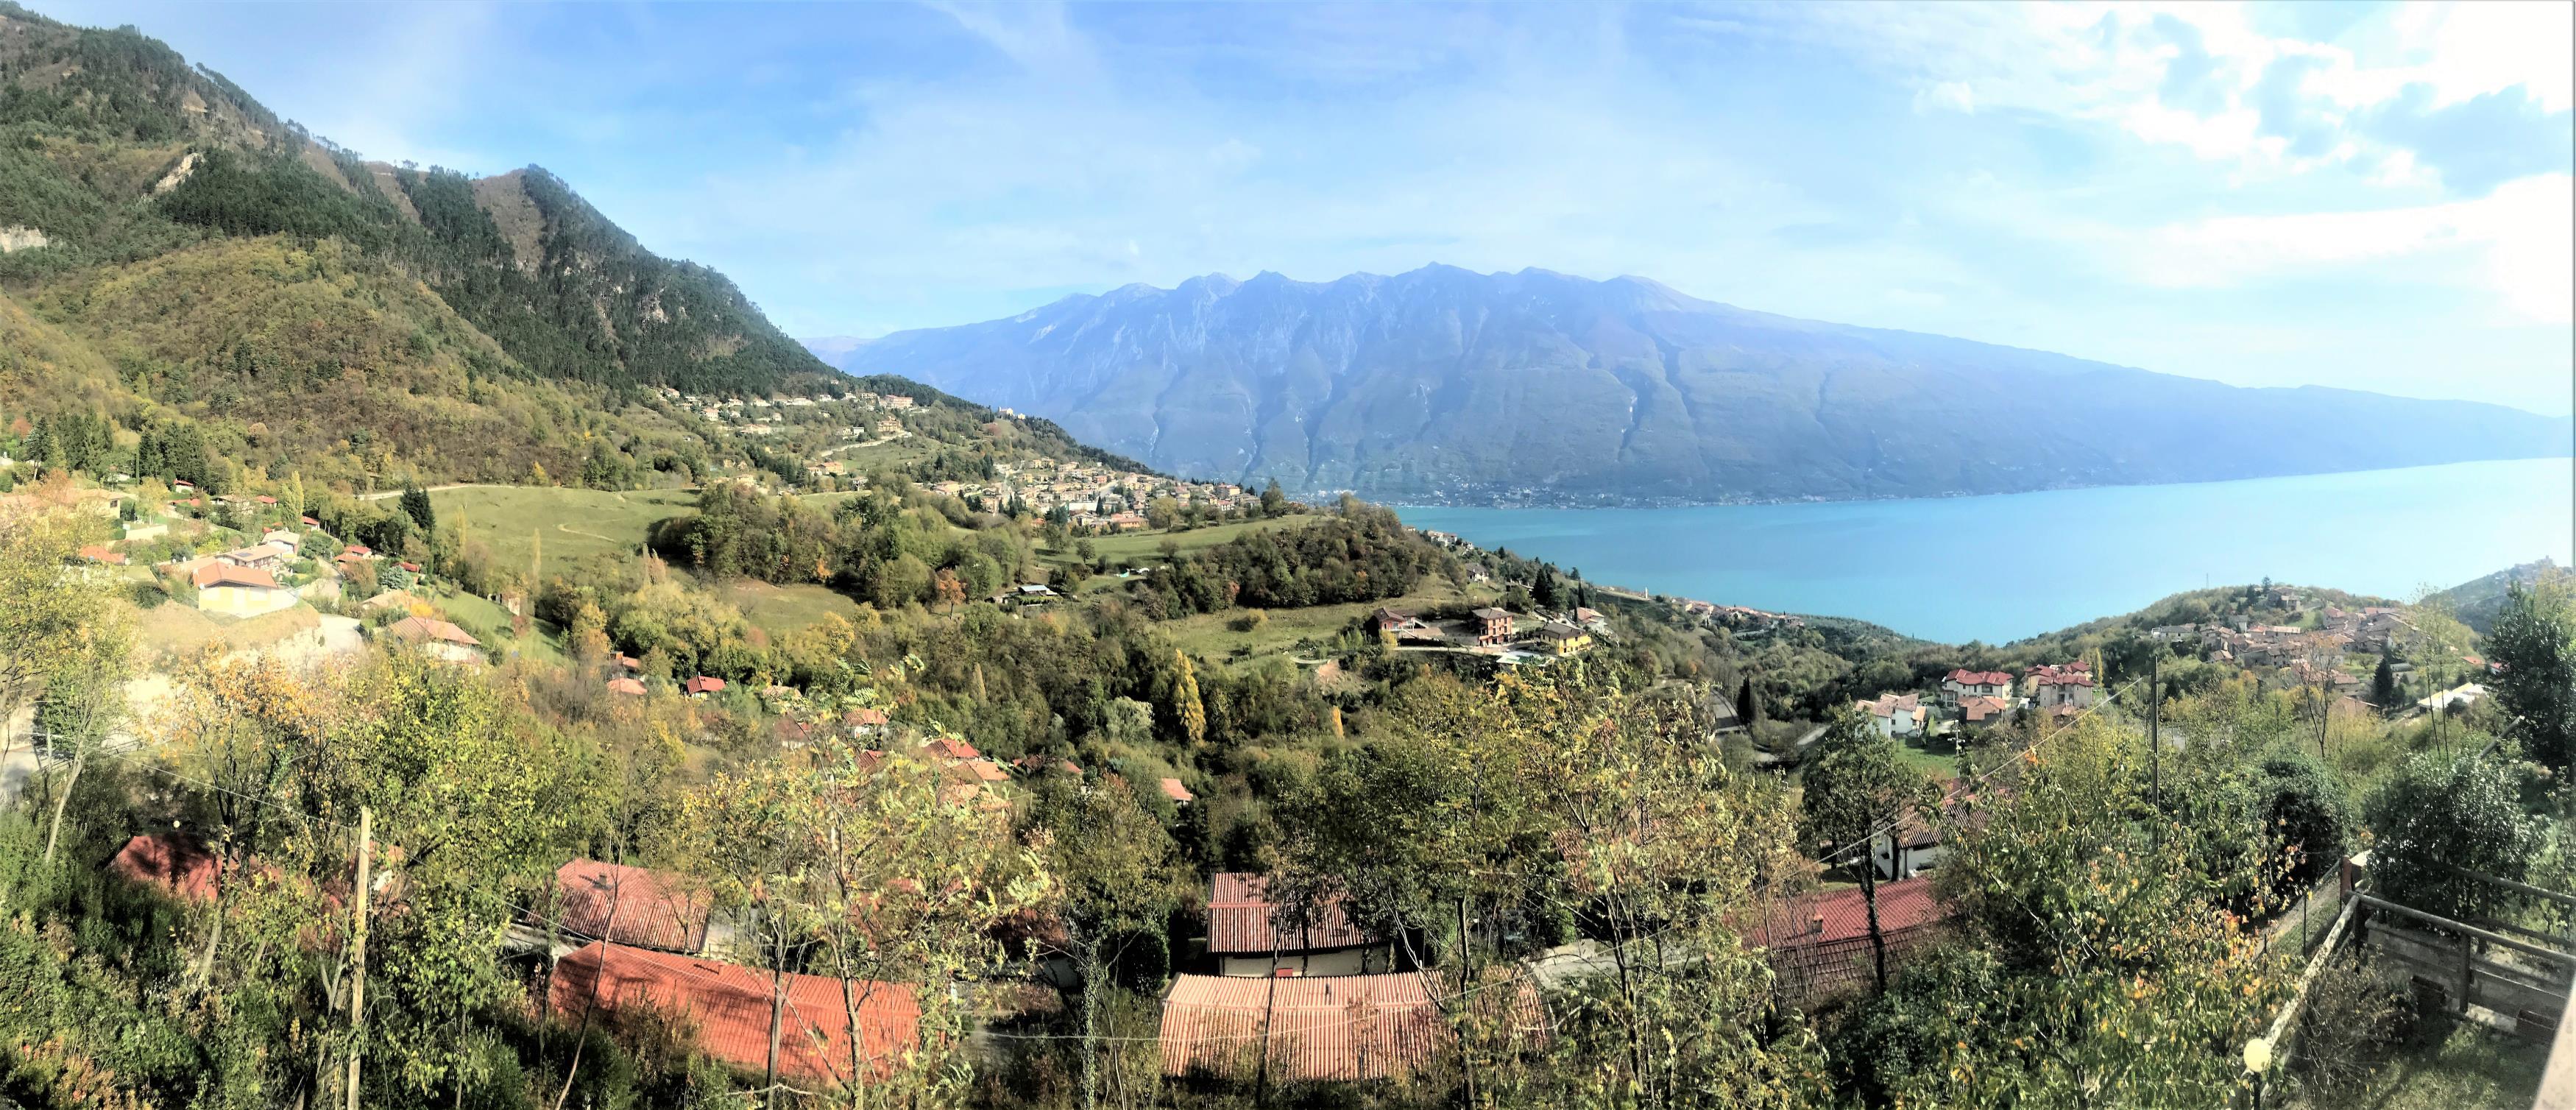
1159 579 1495 671
130 599 320 660
722 581 866 635
1895 732 1963 781
429 486 700 569
1038 514 1317 573
432 588 565 665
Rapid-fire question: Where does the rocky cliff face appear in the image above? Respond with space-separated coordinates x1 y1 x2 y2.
821 264 2576 504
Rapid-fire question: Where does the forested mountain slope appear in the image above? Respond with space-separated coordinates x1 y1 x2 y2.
0 3 875 486
824 264 2576 504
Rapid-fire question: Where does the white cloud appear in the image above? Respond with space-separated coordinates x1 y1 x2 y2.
2127 173 2573 323
1912 80 1975 114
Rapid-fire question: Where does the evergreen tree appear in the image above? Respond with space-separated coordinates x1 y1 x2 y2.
2371 648 2399 710
1534 565 1563 609
398 481 435 534
1736 676 1762 727
1260 477 1287 517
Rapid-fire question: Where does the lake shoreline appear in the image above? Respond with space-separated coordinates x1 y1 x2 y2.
1395 458 2576 645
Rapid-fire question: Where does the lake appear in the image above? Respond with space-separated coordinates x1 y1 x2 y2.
1396 458 2576 645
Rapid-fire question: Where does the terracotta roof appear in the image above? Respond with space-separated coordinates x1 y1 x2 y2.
109 833 220 904
551 942 916 1085
841 707 889 727
1945 669 2012 687
921 738 981 761
553 860 711 953
1855 693 1921 718
684 676 726 696
1158 777 1195 804
194 563 280 590
77 544 126 565
1471 607 1514 621
1958 695 2011 723
606 677 647 696
386 616 480 647
615 652 642 671
1160 973 1471 1082
1207 873 1374 955
1752 877 1945 950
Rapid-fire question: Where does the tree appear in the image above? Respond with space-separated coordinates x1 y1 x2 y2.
933 566 966 612
2365 750 2543 922
1027 776 1186 1110
1144 496 1180 531
1170 650 1206 747
1797 709 1936 989
34 620 132 866
397 481 435 534
2371 648 2399 710
1533 565 1563 610
0 501 111 784
1735 676 1762 729
2486 581 2576 771
1259 478 1286 517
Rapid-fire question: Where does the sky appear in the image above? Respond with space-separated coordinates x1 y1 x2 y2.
32 0 2576 414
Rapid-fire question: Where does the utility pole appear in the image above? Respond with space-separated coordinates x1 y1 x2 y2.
347 805 372 1110
2148 654 2162 829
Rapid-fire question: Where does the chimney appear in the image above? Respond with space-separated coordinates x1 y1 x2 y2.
1810 914 1825 936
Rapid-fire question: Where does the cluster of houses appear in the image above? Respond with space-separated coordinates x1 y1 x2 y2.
1850 660 2104 738
1677 598 1806 634
932 457 1260 530
1370 604 1605 661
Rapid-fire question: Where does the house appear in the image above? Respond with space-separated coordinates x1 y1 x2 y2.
2419 682 2488 713
1571 606 1607 631
261 529 298 548
1938 669 2013 707
2025 663 2098 710
1159 972 1538 1083
1370 607 1426 634
1158 778 1196 807
1532 622 1593 656
193 563 297 617
1853 693 1925 738
551 943 917 1085
841 706 890 737
922 738 982 762
1871 808 1945 880
1012 754 1085 780
614 652 643 672
383 616 484 664
343 544 375 559
1472 607 1517 645
216 542 291 576
551 859 718 955
360 589 423 614
1749 877 1947 1005
684 676 727 698
77 544 126 565
1206 872 1388 978
606 676 647 696
1957 695 2011 727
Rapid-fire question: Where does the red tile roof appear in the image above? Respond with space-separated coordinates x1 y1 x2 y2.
921 738 980 761
553 860 710 953
194 562 280 590
551 942 916 1085
385 615 480 647
1159 973 1468 1082
606 677 647 696
1158 777 1195 804
1207 873 1375 955
77 544 126 565
684 676 727 696
1748 877 1951 1003
109 833 221 904
1945 669 2012 687
841 707 889 727
1958 695 2011 723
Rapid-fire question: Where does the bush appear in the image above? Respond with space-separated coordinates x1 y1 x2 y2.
1228 610 1268 634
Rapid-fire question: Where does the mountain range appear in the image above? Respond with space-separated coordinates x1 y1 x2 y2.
815 265 2575 505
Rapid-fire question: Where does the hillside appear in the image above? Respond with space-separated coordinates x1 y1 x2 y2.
2428 558 2569 634
0 4 894 487
820 264 2576 505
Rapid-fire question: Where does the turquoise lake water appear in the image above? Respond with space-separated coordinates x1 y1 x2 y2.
1397 458 2576 645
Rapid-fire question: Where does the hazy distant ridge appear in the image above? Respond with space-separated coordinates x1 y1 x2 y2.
812 265 2574 504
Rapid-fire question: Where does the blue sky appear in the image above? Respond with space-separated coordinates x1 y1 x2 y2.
35 0 2576 414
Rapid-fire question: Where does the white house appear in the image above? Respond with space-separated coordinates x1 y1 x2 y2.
1855 693 1926 738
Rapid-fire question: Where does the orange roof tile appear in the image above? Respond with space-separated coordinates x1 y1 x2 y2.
551 942 916 1085
1207 873 1375 955
553 860 711 953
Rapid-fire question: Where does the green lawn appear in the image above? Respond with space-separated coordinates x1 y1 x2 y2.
432 588 564 665
1160 579 1494 670
430 486 700 569
1896 733 1962 781
723 581 866 635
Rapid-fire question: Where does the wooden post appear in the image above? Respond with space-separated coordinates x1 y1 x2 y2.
2459 931 2476 1017
347 805 372 1110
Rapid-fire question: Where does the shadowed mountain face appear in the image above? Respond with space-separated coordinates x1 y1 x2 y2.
821 265 2574 504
